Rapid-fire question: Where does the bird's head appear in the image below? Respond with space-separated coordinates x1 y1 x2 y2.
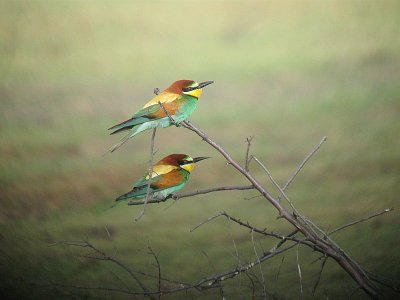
168 80 214 99
159 154 210 173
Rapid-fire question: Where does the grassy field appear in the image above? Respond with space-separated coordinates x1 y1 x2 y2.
1 0 400 299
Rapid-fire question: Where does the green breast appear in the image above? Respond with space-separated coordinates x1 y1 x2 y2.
174 95 198 122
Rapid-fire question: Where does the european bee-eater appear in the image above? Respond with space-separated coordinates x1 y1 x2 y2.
108 80 214 152
114 154 209 204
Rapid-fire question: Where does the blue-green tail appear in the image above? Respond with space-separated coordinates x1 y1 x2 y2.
108 118 171 153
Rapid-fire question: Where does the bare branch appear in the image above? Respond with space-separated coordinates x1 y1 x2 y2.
180 120 379 298
54 240 155 299
180 121 287 215
174 185 254 200
200 242 297 288
190 211 309 247
328 208 394 236
127 185 254 205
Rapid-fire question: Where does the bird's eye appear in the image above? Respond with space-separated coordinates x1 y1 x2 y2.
182 87 193 92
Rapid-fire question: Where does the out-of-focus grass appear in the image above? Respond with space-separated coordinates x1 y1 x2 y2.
1 0 399 299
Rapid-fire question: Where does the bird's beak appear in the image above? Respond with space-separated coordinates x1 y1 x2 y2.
197 81 214 89
192 156 211 163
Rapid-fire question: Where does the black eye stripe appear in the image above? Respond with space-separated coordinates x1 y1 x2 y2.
179 159 192 165
183 87 193 92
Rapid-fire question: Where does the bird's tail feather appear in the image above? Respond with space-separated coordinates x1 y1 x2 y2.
110 187 151 208
106 121 160 154
110 190 135 208
107 132 131 153
115 189 137 201
108 116 150 135
108 117 134 131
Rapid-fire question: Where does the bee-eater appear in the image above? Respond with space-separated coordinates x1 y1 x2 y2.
114 154 209 204
108 80 214 152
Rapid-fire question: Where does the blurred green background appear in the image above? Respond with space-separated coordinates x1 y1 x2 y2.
1 0 399 299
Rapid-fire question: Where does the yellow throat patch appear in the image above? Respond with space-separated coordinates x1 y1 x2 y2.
185 88 202 99
181 163 194 173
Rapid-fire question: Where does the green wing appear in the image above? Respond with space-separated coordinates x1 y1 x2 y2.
132 104 162 118
131 173 162 189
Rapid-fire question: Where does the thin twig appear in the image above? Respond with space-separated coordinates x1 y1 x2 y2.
312 255 328 297
296 244 303 297
278 136 327 201
328 208 394 236
245 136 254 172
219 283 225 300
148 245 161 300
251 155 324 238
244 272 256 299
190 212 225 232
110 271 132 294
251 155 331 247
251 229 267 300
135 127 157 222
227 218 240 264
104 224 117 257
275 256 285 280
251 156 301 217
